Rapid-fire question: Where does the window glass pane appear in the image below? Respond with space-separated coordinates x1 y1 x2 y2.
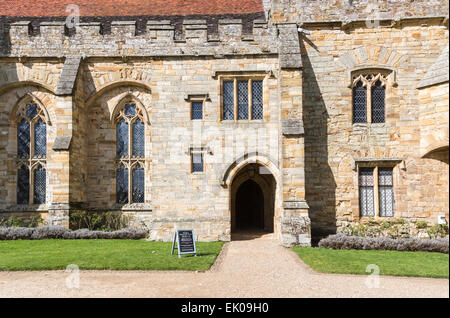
132 118 145 157
116 119 129 158
371 80 385 123
223 81 234 120
116 165 129 204
132 166 145 203
192 102 203 120
17 119 30 158
26 104 38 118
34 119 46 157
17 165 29 205
252 80 263 120
192 153 204 172
359 167 374 216
237 81 249 120
125 103 136 116
33 166 46 204
353 81 367 123
379 168 394 217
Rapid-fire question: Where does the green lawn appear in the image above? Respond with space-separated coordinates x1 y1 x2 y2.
292 247 449 278
0 240 224 271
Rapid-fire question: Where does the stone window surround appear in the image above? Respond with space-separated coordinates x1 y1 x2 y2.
354 159 402 220
187 147 212 174
14 96 48 206
114 98 147 204
184 93 210 121
218 74 267 122
350 67 395 125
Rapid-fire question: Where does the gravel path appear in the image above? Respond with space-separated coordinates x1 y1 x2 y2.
0 233 448 298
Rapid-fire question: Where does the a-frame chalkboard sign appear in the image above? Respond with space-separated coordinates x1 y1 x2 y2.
171 229 197 258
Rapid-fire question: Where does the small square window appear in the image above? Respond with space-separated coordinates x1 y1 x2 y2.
192 102 203 120
192 153 204 173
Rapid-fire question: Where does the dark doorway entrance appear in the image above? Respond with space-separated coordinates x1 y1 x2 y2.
235 179 264 230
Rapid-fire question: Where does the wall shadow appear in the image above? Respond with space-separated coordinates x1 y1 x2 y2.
300 38 337 245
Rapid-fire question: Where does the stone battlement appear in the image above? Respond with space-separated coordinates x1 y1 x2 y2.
0 19 276 57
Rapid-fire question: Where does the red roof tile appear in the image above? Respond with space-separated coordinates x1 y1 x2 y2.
0 0 264 17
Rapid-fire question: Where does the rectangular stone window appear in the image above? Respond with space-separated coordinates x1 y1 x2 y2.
191 101 203 120
359 167 375 217
192 153 204 173
221 78 264 121
358 165 396 218
379 168 394 217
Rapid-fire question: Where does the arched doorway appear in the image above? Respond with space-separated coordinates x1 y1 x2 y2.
230 163 276 234
235 179 264 230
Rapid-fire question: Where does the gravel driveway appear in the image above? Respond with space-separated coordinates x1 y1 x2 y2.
0 233 448 298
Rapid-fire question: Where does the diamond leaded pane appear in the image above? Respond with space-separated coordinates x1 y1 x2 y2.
353 81 367 123
116 119 129 158
379 168 394 217
125 103 136 116
237 81 249 120
116 165 129 204
192 153 203 172
371 80 385 123
359 168 374 216
252 80 263 120
17 119 30 158
132 119 145 157
223 81 234 120
17 165 29 205
34 119 46 157
132 166 145 203
33 166 46 204
26 104 38 118
192 102 203 120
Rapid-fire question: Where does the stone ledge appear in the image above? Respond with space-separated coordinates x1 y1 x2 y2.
283 200 309 210
282 119 304 136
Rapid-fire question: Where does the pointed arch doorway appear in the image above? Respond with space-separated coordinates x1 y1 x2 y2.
230 163 276 233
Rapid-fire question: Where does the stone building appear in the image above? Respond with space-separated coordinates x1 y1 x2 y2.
0 0 448 246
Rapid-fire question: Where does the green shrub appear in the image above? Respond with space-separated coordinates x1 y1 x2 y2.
415 221 428 229
69 210 134 231
427 224 449 239
0 215 43 228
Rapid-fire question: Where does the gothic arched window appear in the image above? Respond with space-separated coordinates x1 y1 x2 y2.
351 71 388 124
16 102 47 205
115 102 146 204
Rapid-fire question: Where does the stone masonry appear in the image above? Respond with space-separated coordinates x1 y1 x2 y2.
0 1 448 245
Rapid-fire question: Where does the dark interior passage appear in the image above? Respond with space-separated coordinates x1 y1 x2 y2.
235 179 265 230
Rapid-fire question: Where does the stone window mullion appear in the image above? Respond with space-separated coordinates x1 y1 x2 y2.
248 79 252 120
367 79 373 123
233 78 238 121
374 166 379 217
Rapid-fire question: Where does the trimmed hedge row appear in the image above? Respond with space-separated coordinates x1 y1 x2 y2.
318 234 449 254
0 226 148 240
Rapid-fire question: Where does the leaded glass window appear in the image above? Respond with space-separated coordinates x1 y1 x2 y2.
116 165 129 204
379 168 394 217
192 153 204 172
223 81 234 120
353 81 367 124
192 102 203 120
371 80 385 123
17 119 30 159
17 165 29 205
34 119 46 157
237 81 249 120
15 101 47 205
116 119 129 158
33 165 46 204
359 168 375 217
132 165 145 203
351 71 389 124
252 80 263 120
115 101 146 204
222 78 264 121
132 119 145 157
